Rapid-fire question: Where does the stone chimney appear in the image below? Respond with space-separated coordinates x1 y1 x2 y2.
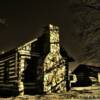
43 24 67 93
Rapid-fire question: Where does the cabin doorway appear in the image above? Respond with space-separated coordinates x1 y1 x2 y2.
23 56 39 94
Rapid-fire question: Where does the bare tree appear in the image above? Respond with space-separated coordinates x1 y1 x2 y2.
69 0 100 63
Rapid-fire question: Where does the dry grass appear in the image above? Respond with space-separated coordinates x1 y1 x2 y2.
0 86 100 100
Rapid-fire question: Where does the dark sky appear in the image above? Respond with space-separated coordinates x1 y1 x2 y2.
0 0 82 61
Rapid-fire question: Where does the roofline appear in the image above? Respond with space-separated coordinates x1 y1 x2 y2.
18 38 38 49
0 38 38 57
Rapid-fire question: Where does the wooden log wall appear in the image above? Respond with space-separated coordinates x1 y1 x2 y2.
17 39 37 95
0 52 19 95
0 39 38 96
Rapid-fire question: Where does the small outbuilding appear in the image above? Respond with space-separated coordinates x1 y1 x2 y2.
71 64 100 87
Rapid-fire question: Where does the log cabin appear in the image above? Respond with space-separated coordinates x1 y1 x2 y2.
0 24 74 96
